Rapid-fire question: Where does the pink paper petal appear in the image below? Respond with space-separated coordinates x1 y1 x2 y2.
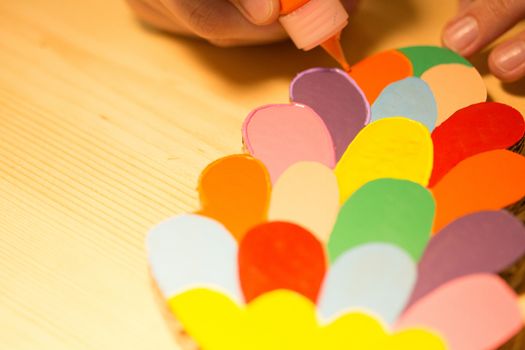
243 103 336 183
397 274 523 350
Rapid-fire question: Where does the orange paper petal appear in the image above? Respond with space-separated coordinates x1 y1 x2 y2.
431 150 525 233
198 155 271 241
349 50 413 104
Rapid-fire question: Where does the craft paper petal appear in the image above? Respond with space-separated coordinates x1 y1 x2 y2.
290 68 370 160
421 64 487 126
408 210 525 307
242 103 336 183
328 178 435 263
335 117 433 203
268 162 339 242
349 50 413 104
198 154 271 241
169 289 244 349
398 46 472 77
397 274 523 350
168 289 446 350
318 243 416 325
431 150 525 233
147 214 243 302
320 306 445 350
429 102 525 186
371 77 437 130
238 221 326 302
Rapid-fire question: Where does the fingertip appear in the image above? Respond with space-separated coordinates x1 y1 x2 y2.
235 0 281 25
266 0 281 24
441 16 480 57
442 0 525 59
489 40 525 83
208 23 287 47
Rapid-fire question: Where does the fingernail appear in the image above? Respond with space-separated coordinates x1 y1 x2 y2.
493 41 525 72
239 0 273 24
443 16 479 54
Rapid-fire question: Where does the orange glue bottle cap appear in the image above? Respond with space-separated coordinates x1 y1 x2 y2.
279 0 349 51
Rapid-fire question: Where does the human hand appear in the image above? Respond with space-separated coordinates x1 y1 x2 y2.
442 0 525 82
126 0 358 47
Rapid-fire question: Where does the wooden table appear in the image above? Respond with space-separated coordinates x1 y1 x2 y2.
1 1 524 349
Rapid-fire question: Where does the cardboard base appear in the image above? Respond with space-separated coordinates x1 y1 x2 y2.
150 275 200 350
500 138 525 350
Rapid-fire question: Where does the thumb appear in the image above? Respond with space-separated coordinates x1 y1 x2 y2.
442 0 525 56
229 0 281 25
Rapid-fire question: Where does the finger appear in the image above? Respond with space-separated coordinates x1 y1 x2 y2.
228 0 280 25
126 0 190 34
442 0 525 57
489 31 525 82
159 0 286 42
209 36 284 47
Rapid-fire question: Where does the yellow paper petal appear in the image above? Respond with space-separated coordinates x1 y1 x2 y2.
245 291 320 350
335 117 433 203
320 312 386 349
168 289 446 350
383 328 447 350
168 288 244 349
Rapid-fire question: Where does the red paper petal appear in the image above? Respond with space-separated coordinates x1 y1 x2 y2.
430 102 525 186
238 221 327 303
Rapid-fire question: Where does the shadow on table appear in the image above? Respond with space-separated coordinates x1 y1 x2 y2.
502 80 525 97
470 49 525 98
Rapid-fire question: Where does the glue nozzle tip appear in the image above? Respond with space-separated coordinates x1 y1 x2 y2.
321 33 351 72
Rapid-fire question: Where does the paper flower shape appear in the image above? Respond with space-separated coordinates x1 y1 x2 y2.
147 46 525 350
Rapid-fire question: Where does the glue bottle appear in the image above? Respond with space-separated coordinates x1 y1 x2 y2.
278 0 351 71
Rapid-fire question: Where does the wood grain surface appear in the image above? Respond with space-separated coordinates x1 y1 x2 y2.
1 1 524 349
